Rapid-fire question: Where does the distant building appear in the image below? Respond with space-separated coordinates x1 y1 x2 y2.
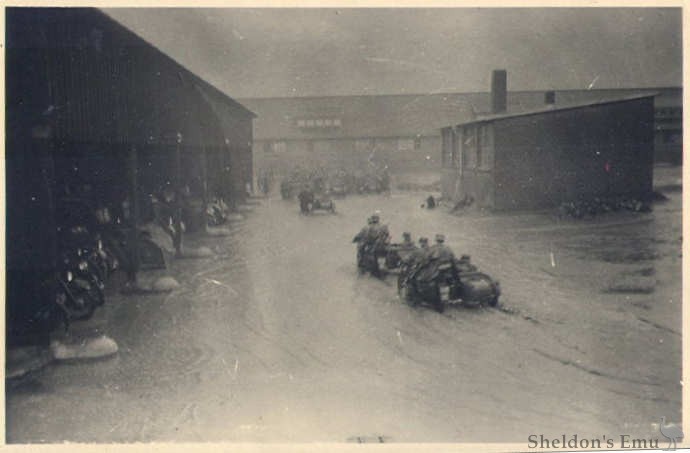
240 85 680 177
440 71 657 210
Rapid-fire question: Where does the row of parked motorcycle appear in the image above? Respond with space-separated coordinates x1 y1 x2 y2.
49 197 167 330
280 166 391 201
352 224 500 313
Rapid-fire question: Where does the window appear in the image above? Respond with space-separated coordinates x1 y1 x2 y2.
463 126 477 168
398 138 414 151
274 141 287 153
452 128 462 168
297 118 342 128
414 136 422 150
263 142 272 153
355 139 373 152
442 128 452 166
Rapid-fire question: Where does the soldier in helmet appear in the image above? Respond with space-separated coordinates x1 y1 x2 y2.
401 232 414 248
429 233 456 262
401 236 431 283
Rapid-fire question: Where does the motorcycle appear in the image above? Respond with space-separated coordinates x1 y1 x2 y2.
299 191 336 215
206 198 229 226
398 255 500 313
53 245 105 326
353 232 390 278
307 195 336 214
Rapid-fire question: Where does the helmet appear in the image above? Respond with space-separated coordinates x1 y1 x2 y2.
402 232 412 240
419 237 429 245
370 214 380 223
435 233 445 243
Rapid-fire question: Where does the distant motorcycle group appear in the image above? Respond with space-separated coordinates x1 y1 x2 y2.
281 166 390 201
352 214 500 313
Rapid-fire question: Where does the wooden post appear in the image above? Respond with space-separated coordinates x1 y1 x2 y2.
200 143 208 225
126 145 140 283
173 133 184 256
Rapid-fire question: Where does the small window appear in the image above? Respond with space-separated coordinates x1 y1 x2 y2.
316 119 324 127
333 119 342 127
355 139 372 152
324 119 333 126
463 126 477 168
263 142 272 153
398 139 414 151
297 119 306 127
452 129 462 168
306 120 315 127
414 136 422 150
274 141 287 153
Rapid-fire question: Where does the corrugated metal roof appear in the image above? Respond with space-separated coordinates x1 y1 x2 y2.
7 8 254 148
457 92 658 126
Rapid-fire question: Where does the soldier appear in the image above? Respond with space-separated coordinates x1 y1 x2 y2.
429 233 456 262
298 185 314 214
401 232 414 248
403 237 430 278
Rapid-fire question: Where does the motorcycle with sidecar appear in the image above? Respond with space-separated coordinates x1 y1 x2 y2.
398 255 500 312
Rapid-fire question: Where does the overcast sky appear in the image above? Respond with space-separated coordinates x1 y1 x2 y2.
104 8 682 99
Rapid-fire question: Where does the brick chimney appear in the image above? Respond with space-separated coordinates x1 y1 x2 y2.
491 69 507 114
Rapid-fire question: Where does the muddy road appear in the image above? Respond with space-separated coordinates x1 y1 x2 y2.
6 170 682 443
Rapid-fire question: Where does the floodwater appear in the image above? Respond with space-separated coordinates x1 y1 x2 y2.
6 168 682 443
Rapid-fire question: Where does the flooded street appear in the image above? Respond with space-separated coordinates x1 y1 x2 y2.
7 169 682 443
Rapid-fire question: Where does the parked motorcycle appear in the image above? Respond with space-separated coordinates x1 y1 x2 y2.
206 197 229 226
53 246 105 325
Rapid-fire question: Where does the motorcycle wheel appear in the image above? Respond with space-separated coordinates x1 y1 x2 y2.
434 300 446 313
398 280 417 307
488 293 499 307
59 282 98 321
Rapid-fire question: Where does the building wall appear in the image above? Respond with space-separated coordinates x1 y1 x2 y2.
492 97 655 210
253 135 440 176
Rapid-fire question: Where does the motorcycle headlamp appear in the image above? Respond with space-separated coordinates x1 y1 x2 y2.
66 271 74 282
98 240 103 251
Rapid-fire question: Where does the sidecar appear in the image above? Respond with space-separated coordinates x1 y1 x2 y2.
398 256 500 311
307 196 336 214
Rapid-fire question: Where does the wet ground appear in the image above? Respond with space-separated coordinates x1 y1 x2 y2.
6 166 682 443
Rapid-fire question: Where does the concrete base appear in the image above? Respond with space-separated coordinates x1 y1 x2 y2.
51 335 118 361
121 276 180 294
206 226 232 237
6 346 54 381
235 205 254 213
177 246 214 259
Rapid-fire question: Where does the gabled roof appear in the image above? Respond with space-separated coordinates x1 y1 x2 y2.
240 87 680 141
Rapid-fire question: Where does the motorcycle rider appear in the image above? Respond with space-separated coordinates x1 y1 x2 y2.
353 213 389 272
402 237 429 275
429 233 456 262
401 232 414 248
298 185 315 213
